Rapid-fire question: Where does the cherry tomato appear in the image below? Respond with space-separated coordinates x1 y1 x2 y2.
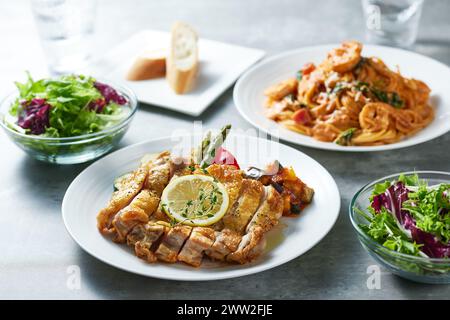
301 62 316 76
212 147 240 169
292 108 312 125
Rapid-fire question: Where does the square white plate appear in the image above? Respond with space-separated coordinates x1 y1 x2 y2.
84 30 265 116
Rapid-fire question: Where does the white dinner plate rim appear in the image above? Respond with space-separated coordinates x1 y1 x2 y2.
234 43 450 152
62 135 341 281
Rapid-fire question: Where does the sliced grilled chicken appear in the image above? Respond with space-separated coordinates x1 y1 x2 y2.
246 185 283 233
99 149 313 267
127 222 168 262
144 151 172 196
205 179 263 261
206 164 243 207
227 186 283 264
155 225 192 263
97 163 148 234
205 164 243 230
205 229 242 261
112 189 160 243
150 208 171 223
222 179 264 233
227 226 266 264
178 227 215 267
108 152 173 241
127 222 166 246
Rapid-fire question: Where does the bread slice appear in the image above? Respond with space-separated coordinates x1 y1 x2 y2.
166 22 199 94
126 49 166 81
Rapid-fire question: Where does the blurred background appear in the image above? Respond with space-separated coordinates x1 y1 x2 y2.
2 0 449 94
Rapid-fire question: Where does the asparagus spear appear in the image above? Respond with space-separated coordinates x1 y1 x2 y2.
200 124 231 168
201 131 212 157
193 130 211 164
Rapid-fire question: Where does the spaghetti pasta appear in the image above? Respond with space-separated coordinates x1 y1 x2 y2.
264 41 434 146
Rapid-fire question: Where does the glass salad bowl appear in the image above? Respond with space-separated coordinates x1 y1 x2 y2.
349 171 450 284
0 80 138 165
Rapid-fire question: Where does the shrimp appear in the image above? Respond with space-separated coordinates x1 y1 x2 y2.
326 41 362 73
359 102 395 132
264 78 298 101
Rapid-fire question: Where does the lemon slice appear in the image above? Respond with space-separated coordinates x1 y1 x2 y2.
160 175 229 226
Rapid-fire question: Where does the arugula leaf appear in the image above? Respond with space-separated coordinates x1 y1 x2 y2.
296 70 303 81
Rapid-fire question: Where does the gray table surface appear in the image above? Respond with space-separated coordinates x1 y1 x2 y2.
0 0 449 300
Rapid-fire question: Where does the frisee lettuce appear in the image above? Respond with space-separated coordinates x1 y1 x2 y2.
357 174 450 258
403 183 450 244
357 206 423 255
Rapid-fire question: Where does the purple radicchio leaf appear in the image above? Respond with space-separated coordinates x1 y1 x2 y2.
404 214 450 258
94 81 127 105
88 98 107 113
18 98 51 135
372 181 409 224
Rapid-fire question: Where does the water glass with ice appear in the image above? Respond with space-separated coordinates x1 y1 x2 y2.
31 0 97 74
361 0 424 48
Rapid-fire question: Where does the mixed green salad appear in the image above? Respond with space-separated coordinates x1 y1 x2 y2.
6 73 129 137
356 174 450 258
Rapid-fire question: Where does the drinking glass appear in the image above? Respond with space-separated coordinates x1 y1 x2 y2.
31 0 97 75
361 0 424 48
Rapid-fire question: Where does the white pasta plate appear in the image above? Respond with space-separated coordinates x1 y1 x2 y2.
234 44 450 151
62 134 340 281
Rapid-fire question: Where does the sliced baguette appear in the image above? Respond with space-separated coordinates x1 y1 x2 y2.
126 49 166 81
166 22 199 94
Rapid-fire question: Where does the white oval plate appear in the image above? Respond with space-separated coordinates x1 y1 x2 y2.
62 134 340 281
234 44 450 152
